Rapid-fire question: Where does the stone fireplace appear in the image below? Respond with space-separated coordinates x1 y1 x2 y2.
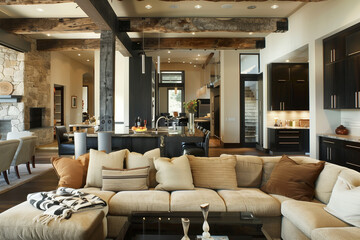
0 120 11 140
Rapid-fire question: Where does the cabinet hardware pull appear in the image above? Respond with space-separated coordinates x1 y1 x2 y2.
323 140 335 144
356 92 358 108
330 95 333 108
358 91 360 108
279 102 282 110
278 80 287 82
334 95 337 108
279 142 299 145
334 49 336 61
279 136 299 139
283 102 285 110
346 162 360 168
330 148 332 161
279 131 299 133
330 50 333 62
296 80 305 82
327 147 329 160
348 50 360 56
345 144 360 150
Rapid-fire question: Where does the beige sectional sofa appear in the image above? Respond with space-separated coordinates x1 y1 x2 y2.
0 155 359 240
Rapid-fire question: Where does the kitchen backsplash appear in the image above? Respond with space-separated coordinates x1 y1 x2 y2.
267 111 310 127
341 110 360 136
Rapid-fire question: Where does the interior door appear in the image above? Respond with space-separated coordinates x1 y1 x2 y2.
214 95 220 138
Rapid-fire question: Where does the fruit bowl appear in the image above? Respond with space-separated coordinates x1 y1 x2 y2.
131 126 147 133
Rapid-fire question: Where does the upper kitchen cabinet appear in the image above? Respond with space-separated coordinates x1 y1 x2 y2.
323 22 360 109
268 63 309 111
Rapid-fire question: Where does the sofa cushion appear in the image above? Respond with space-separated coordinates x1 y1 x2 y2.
78 187 116 215
188 155 237 190
85 149 127 188
109 190 170 215
324 176 360 227
311 227 360 240
261 155 325 201
126 148 160 188
217 188 281 217
281 216 310 240
51 156 84 189
154 155 194 191
0 201 106 240
170 188 226 212
221 154 263 187
281 200 349 238
102 166 149 191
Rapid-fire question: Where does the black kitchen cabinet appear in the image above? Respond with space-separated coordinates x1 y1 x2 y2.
323 61 346 109
319 136 360 172
268 63 309 111
323 34 345 64
319 137 343 165
268 128 309 154
345 54 360 109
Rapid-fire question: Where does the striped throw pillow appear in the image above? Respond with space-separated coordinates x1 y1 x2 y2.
102 166 149 191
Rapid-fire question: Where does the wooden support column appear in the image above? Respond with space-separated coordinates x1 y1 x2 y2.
99 30 115 131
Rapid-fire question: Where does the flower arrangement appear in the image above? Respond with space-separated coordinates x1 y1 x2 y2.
183 99 198 113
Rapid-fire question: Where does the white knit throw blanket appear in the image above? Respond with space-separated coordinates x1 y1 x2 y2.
27 187 107 225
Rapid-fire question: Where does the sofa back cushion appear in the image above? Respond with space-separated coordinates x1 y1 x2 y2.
221 154 263 187
188 155 237 190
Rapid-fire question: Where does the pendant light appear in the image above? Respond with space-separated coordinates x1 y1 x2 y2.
157 32 161 77
175 87 178 95
141 22 145 74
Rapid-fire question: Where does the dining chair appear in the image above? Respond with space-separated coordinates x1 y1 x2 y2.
0 140 20 184
7 131 36 168
11 136 37 179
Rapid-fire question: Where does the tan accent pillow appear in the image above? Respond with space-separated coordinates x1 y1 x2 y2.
85 149 127 188
261 155 325 201
154 155 194 191
77 152 90 186
126 148 160 188
51 157 83 189
188 155 237 190
102 166 149 191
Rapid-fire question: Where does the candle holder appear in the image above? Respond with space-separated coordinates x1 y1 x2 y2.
181 218 190 240
200 203 214 240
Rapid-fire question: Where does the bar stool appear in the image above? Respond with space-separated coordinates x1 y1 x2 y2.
74 131 87 159
98 131 112 153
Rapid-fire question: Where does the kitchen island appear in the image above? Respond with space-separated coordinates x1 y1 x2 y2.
68 125 204 157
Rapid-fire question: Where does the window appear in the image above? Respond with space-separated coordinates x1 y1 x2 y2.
240 54 260 74
168 89 183 114
160 71 184 84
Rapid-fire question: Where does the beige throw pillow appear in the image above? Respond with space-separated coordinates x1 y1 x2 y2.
324 176 360 227
187 155 237 190
154 155 194 191
126 148 160 188
102 166 149 191
85 149 127 188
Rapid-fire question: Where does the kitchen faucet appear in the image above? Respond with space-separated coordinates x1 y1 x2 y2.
155 116 169 134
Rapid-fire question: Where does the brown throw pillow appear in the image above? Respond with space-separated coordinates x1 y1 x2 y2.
187 155 237 190
261 155 325 201
77 153 90 186
102 166 149 191
51 157 84 189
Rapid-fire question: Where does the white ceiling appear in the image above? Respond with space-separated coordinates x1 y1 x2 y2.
60 50 94 68
0 1 309 65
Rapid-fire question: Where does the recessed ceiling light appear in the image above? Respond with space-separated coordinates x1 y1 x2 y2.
145 5 152 10
194 65 197 67
249 32 253 35
192 32 195 35
169 5 178 9
46 33 51 37
168 61 170 63
86 59 90 62
221 4 233 9
271 5 279 9
189 62 192 64
247 5 256 10
197 54 200 57
196 58 198 60
168 58 170 60
168 50 171 54
77 53 81 56
183 61 185 63
194 5 202 9
36 8 44 12
285 59 290 62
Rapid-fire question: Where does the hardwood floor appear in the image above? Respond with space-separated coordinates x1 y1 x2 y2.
0 141 268 213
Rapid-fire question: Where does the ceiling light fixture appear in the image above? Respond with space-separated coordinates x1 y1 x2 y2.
78 53 81 56
86 59 90 62
36 8 44 12
194 65 197 68
183 61 185 64
168 50 171 54
194 5 202 9
192 32 195 35
190 62 192 64
247 5 256 10
285 59 290 62
46 33 51 37
271 5 279 9
196 58 198 60
168 61 170 63
157 33 161 77
249 32 253 35
197 54 200 57
145 5 152 10
141 22 145 74
168 58 170 60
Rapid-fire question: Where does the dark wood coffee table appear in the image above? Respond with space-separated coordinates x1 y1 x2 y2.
119 211 267 240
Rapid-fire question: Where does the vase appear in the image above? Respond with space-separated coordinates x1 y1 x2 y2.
200 203 213 240
335 125 349 135
181 218 190 240
188 112 195 134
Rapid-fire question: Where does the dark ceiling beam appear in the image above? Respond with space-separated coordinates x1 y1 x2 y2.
0 18 98 34
122 0 326 2
132 37 265 50
119 17 288 33
36 39 99 51
74 0 135 57
0 29 31 52
0 0 73 4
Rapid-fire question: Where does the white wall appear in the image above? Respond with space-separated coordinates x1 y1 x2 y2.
94 50 100 119
114 51 129 126
260 0 360 157
50 52 93 128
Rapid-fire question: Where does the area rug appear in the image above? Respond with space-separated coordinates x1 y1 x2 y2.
0 164 53 194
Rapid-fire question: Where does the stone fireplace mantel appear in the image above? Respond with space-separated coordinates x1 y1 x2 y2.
0 95 22 103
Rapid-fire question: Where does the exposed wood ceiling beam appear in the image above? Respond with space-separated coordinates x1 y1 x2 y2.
0 0 73 4
132 38 265 50
0 29 31 52
36 39 99 51
119 17 288 33
122 0 326 2
0 18 98 34
75 0 135 57
202 52 214 69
